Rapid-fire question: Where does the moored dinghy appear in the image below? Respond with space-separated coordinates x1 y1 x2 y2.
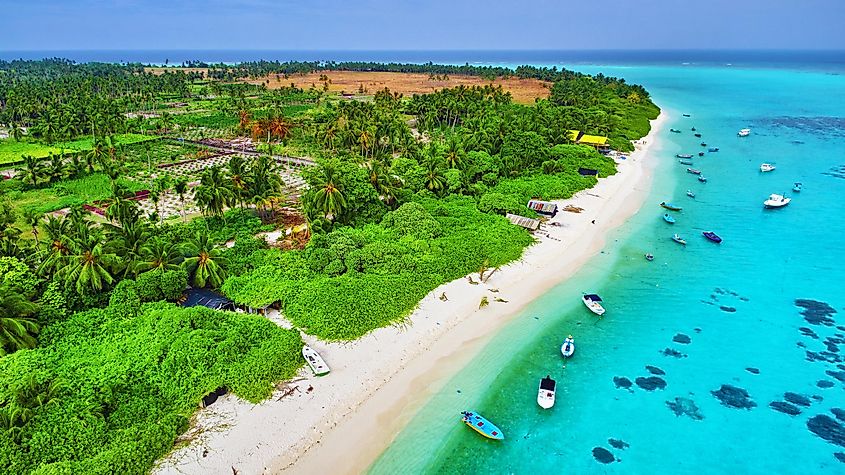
686 190 696 198
738 128 751 137
760 163 776 172
537 376 557 409
763 193 791 208
672 233 687 245
677 153 693 159
703 231 723 243
670 128 682 133
793 182 802 192
663 213 676 224
461 411 504 440
645 253 654 261
582 294 606 316
561 335 575 358
302 345 330 376
687 168 702 175
698 176 708 183
660 201 683 211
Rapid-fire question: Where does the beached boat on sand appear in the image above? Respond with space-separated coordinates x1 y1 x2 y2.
760 163 776 172
561 335 575 358
661 201 682 211
582 294 606 316
703 231 723 243
537 376 556 409
763 193 791 208
672 233 687 245
461 411 504 440
738 128 751 137
302 345 330 376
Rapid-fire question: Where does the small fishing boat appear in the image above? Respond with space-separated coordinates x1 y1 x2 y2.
537 376 557 409
679 159 694 165
698 152 705 157
694 133 702 138
698 176 708 183
676 153 693 159
738 128 751 137
687 168 702 175
672 234 687 245
686 190 695 198
302 345 330 376
683 114 691 117
461 411 504 440
763 193 791 208
582 294 606 316
691 127 697 131
561 335 575 358
793 182 802 192
703 231 723 243
663 213 676 224
700 142 707 147
645 253 654 261
660 201 683 211
708 147 720 152
670 128 682 133
760 163 776 172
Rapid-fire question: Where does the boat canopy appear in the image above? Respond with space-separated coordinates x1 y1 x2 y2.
540 377 556 391
584 294 602 302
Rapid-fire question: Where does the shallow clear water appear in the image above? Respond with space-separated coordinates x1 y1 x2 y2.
370 64 845 473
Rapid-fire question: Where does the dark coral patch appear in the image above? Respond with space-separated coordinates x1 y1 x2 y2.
635 376 667 391
746 367 760 374
608 438 629 450
818 380 836 388
795 299 838 326
666 397 704 420
800 327 820 339
720 306 737 313
592 447 616 464
712 384 756 409
784 392 812 407
835 452 845 463
672 333 692 344
613 376 633 390
770 401 802 416
827 370 845 382
807 415 845 448
662 348 687 358
645 365 666 376
832 408 845 422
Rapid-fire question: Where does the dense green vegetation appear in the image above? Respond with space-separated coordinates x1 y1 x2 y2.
0 58 658 473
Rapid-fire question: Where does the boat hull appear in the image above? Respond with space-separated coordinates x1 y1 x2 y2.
302 346 330 376
561 338 575 358
462 412 504 440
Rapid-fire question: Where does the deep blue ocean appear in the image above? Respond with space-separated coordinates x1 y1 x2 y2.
6 49 844 472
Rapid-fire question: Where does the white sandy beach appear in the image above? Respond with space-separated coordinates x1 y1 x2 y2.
154 112 667 475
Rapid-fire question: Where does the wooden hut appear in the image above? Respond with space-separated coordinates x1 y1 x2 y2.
527 200 558 216
506 213 541 231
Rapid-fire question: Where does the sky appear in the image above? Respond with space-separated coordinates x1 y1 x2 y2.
1 0 844 51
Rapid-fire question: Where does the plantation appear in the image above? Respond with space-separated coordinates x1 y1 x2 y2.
0 58 658 473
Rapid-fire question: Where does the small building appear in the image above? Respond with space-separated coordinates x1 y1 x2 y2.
568 130 611 151
527 200 558 216
578 167 599 176
180 287 236 311
506 213 541 231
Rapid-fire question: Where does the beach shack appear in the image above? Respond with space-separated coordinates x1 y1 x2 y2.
506 213 541 231
527 200 558 216
568 130 611 152
180 287 236 311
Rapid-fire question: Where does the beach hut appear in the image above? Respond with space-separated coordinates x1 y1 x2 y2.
568 130 611 151
506 213 541 231
180 287 236 311
527 200 558 216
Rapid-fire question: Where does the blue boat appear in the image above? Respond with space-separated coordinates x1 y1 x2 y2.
461 411 504 440
663 213 676 224
708 147 720 152
703 231 723 243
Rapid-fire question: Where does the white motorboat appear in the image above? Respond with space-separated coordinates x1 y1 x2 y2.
763 193 791 209
561 335 575 358
760 163 776 172
302 345 330 376
738 128 751 137
537 376 556 409
582 294 605 316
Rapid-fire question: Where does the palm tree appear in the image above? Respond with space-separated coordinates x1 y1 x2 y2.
173 178 189 222
311 164 347 221
104 218 150 276
15 155 44 187
136 238 184 273
10 123 23 142
46 152 67 183
423 161 446 194
443 136 465 169
227 155 249 208
56 233 120 294
0 283 39 355
182 232 228 288
193 166 234 219
22 209 42 245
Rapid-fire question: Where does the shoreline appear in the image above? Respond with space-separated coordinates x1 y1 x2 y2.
154 111 667 475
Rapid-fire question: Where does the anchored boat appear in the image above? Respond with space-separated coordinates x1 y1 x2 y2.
670 128 682 133
537 376 557 409
663 213 676 224
672 233 687 245
738 128 751 137
793 182 802 192
760 163 776 172
698 176 708 183
703 231 723 243
687 168 702 175
677 153 693 159
660 201 683 211
302 345 330 376
686 190 696 198
763 193 791 208
645 253 654 261
708 147 720 152
582 294 606 316
679 159 694 165
561 335 576 358
461 411 504 440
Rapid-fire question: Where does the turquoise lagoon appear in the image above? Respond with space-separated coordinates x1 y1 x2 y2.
370 64 845 473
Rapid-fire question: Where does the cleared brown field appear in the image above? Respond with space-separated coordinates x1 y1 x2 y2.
247 71 552 104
